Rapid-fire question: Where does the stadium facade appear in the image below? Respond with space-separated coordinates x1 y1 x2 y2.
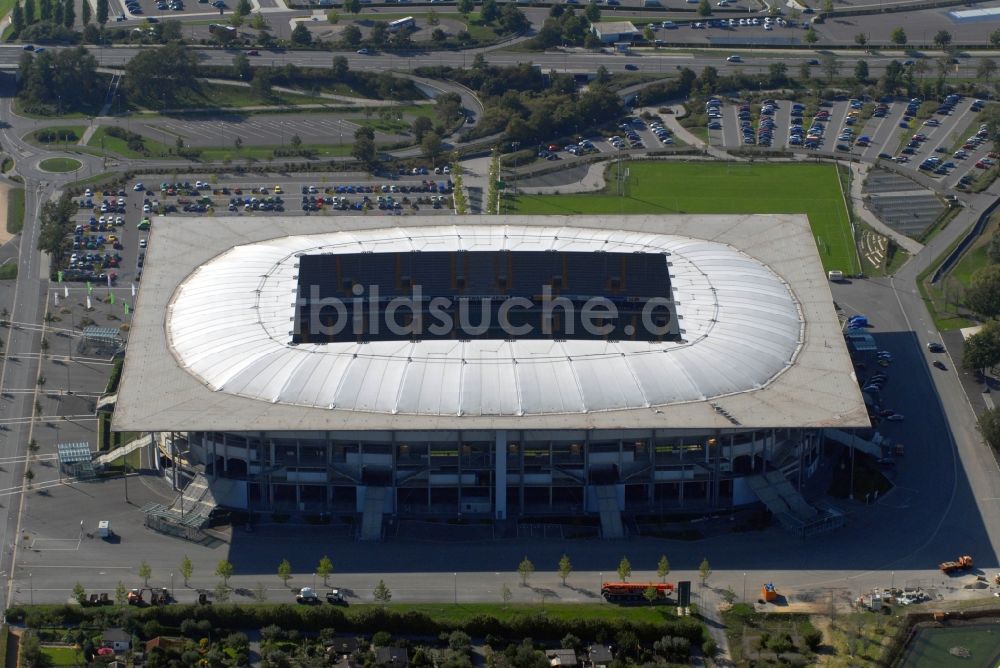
115 215 868 536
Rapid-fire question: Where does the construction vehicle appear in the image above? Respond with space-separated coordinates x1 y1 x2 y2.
600 582 674 602
940 555 974 574
761 583 778 603
296 586 321 605
127 587 172 606
86 593 112 607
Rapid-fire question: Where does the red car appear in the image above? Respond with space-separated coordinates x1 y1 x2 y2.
246 49 259 56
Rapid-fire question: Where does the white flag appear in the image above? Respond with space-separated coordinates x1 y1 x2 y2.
63 285 68 298
53 292 59 307
131 283 136 298
86 295 92 310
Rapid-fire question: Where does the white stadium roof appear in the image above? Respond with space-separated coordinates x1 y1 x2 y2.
115 215 868 432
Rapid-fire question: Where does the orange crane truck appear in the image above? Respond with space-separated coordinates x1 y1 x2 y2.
939 555 974 574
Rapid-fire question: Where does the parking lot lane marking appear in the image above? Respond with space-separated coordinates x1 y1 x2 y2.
29 539 80 551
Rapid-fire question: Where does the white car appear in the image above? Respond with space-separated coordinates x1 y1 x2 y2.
133 183 144 191
886 414 904 422
726 55 742 63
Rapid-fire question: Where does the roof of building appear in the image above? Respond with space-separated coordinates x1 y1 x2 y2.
546 649 579 666
375 647 409 666
103 628 131 643
114 215 868 432
587 645 613 664
590 20 639 34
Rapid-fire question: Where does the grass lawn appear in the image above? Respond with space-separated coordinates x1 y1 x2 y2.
25 125 86 148
41 646 85 666
199 144 353 161
6 187 24 235
510 162 858 273
358 602 674 624
38 157 82 173
1 157 12 172
0 262 16 280
87 126 174 160
172 83 318 110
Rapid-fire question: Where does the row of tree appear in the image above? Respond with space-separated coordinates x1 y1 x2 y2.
18 47 101 116
9 0 78 39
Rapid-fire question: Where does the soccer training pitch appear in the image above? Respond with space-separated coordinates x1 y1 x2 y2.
510 161 859 274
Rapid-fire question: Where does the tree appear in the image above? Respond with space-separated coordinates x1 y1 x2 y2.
39 0 50 23
933 30 951 49
81 0 90 24
370 20 388 45
584 2 599 22
63 0 74 27
617 556 632 582
966 265 1000 318
344 0 360 12
855 59 869 83
517 556 535 586
53 0 62 25
643 586 658 606
697 0 711 16
421 131 443 164
890 26 907 46
457 0 472 16
481 0 498 22
373 579 392 603
698 557 712 586
768 62 787 86
249 11 268 29
179 555 193 586
233 52 251 80
978 58 997 85
229 11 244 27
338 24 361 47
24 0 34 24
804 27 818 44
115 581 128 606
412 115 433 142
992 28 1000 48
138 560 152 586
250 70 273 100
799 61 812 81
854 32 867 49
72 582 86 604
501 583 512 605
979 406 1000 451
291 23 312 45
821 53 839 82
236 0 250 14
214 582 231 603
331 55 349 79
290 133 302 148
352 126 377 169
277 558 292 585
213 559 234 586
96 0 107 25
558 554 572 585
316 555 333 586
123 43 199 108
657 555 670 582
11 2 24 36
963 321 1000 370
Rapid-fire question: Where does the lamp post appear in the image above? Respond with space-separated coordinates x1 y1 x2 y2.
743 572 747 602
171 572 175 599
29 573 33 605
453 573 457 604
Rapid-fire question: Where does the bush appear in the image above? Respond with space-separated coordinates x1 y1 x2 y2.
803 627 823 652
701 639 717 657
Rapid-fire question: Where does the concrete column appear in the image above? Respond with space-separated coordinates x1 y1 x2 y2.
171 431 178 490
495 430 507 521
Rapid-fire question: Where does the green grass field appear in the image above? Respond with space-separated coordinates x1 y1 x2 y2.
510 162 858 273
40 646 85 666
900 624 1000 668
6 186 24 235
38 157 82 173
87 126 175 159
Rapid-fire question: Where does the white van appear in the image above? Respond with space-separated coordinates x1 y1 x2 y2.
828 270 844 282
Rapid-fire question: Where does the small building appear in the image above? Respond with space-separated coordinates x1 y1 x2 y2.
328 638 361 656
145 637 186 654
375 647 409 667
590 20 639 43
102 628 131 653
546 649 579 668
586 645 613 668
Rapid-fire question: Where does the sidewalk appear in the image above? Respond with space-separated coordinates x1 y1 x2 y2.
653 105 731 161
847 162 924 256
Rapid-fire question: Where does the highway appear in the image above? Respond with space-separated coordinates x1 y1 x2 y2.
0 43 990 77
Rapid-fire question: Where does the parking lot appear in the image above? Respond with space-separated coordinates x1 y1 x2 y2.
115 0 231 21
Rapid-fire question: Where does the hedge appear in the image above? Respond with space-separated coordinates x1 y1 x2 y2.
5 604 705 646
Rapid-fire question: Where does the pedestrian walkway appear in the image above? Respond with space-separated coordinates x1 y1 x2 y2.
652 104 731 160
847 162 924 255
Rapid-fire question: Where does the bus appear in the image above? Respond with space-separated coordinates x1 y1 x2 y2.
388 16 415 33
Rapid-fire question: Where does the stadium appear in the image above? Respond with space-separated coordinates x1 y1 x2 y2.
114 214 868 539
